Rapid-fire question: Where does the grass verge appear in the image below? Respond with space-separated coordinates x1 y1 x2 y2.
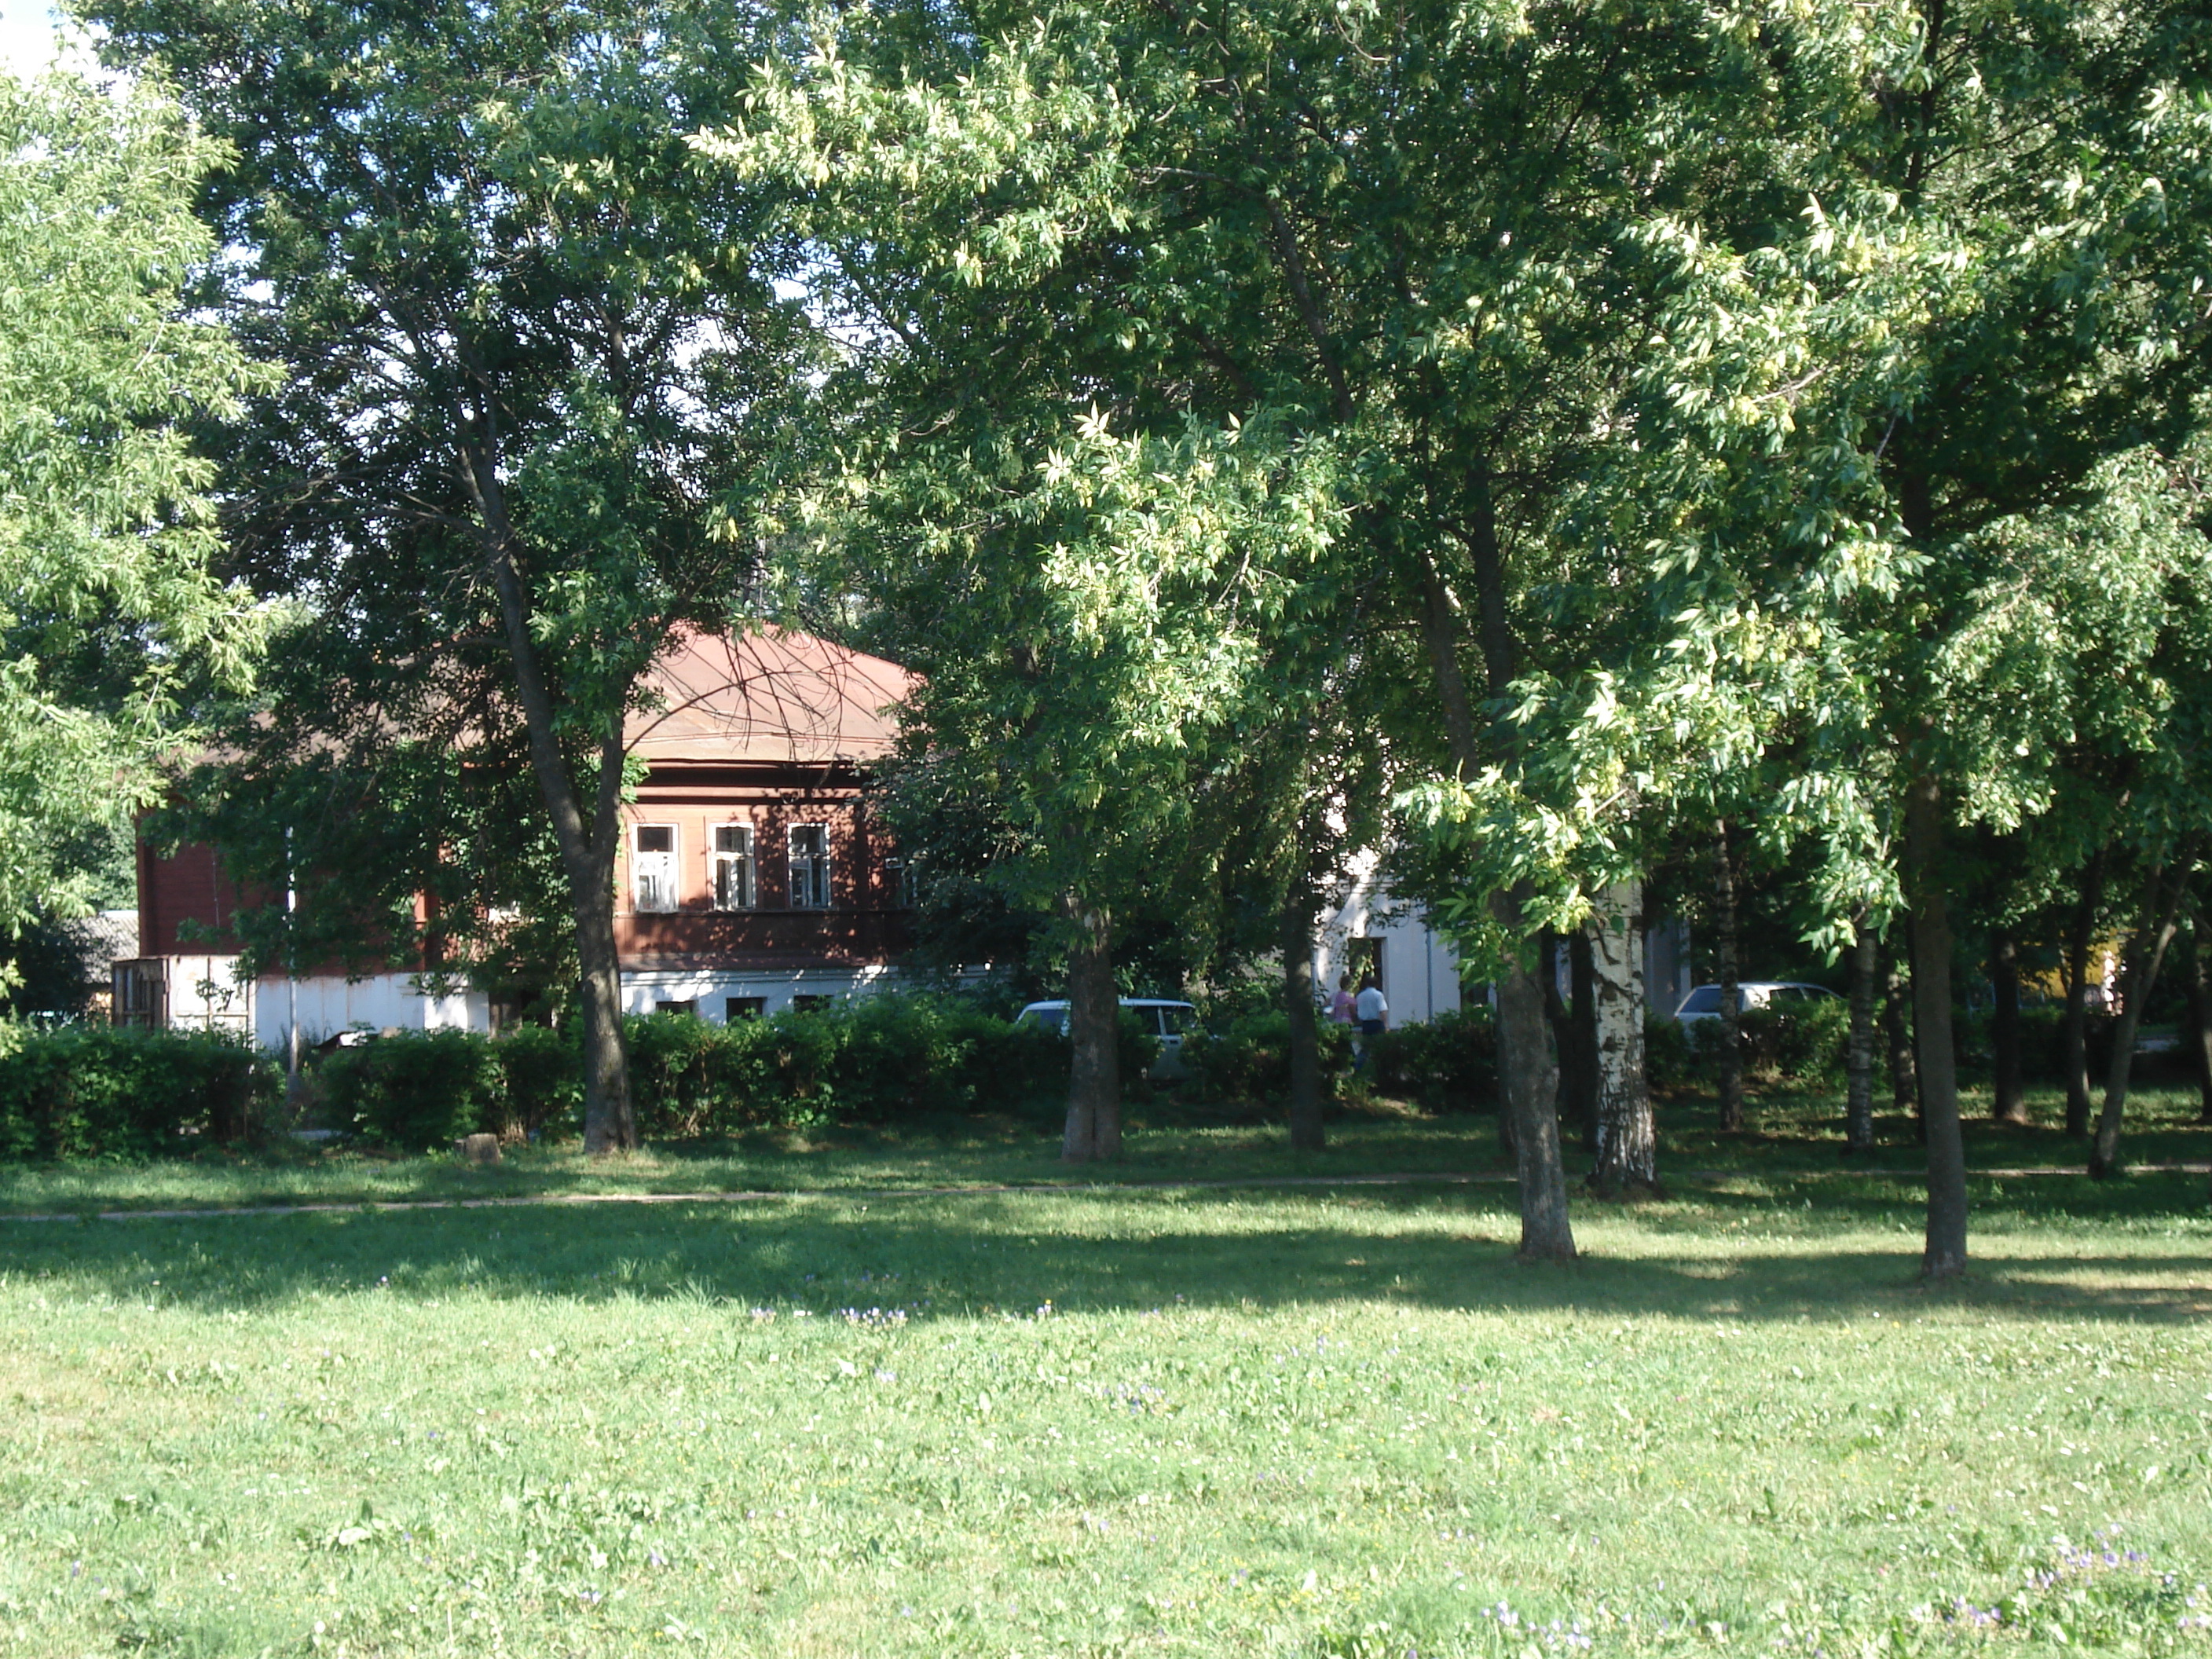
1 1125 2208 1656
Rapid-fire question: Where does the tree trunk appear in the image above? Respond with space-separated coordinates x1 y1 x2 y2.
1569 926 1599 1153
1061 900 1121 1163
460 436 636 1153
573 867 634 1153
1540 929 1596 1152
1588 880 1657 1196
1712 825 1745 1133
1989 922 2027 1125
1880 935 1921 1133
1495 899 1575 1261
1845 913 1877 1153
1282 892 1324 1152
2061 853 2106 1137
1540 925 1566 1055
1418 531 1573 1263
1905 775 1968 1280
2186 917 2212 1126
2089 866 2190 1179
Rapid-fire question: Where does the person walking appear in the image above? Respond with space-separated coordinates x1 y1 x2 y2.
1328 973 1357 1026
1352 976 1387 1071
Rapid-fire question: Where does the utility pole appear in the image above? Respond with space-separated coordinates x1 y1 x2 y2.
285 825 301 1095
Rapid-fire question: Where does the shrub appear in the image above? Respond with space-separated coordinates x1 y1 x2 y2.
1362 1006 1496 1111
624 1011 753 1136
1770 996 1850 1082
2013 1003 2119 1081
493 1024 583 1139
621 996 1111 1137
974 1019 1075 1110
1675 997 1851 1087
0 1024 275 1159
837 994 1054 1119
1181 1009 1353 1104
1645 1011 1695 1091
321 1028 500 1151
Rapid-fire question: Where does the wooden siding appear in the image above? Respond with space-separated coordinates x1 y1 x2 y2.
613 765 910 968
136 837 248 958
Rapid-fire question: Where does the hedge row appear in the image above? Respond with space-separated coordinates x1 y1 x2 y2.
14 991 2162 1163
313 997 1129 1151
1643 999 2181 1093
1646 1000 1854 1090
315 1026 574 1151
1178 1005 1496 1111
618 998 1090 1139
1181 1011 1353 1103
0 1025 276 1159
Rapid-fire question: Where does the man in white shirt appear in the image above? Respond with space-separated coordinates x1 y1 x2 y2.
1352 978 1387 1070
1354 979 1387 1031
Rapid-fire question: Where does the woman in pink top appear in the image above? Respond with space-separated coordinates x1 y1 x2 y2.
1328 973 1356 1025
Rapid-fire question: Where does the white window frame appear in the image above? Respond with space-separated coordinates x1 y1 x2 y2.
788 823 832 910
632 822 679 914
711 822 756 911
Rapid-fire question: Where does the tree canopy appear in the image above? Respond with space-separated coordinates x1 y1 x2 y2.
0 71 264 961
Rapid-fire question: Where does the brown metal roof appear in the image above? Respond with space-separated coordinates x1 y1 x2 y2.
628 630 911 766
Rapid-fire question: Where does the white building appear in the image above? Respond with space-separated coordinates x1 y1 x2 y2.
1310 851 1692 1026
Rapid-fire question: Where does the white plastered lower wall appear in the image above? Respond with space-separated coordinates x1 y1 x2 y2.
621 965 902 1022
253 972 488 1049
245 965 908 1049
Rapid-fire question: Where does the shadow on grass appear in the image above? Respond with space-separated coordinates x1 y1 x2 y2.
0 1109 1528 1214
5 1177 2206 1325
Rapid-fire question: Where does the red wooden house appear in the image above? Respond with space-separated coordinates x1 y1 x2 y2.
114 631 917 1042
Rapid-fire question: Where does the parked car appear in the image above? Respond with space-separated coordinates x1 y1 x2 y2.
1673 981 1839 1023
1014 998 1196 1080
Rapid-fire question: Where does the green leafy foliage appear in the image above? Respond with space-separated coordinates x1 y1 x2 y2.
85 0 826 1146
1644 1013 1697 1095
490 1025 586 1142
0 1026 273 1159
320 1031 504 1153
0 72 264 947
319 999 1134 1148
1181 1009 1353 1105
1359 1009 1499 1115
619 1002 1082 1135
1645 1005 1851 1092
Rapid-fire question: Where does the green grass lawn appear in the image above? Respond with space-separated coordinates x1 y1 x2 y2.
1 1089 2208 1657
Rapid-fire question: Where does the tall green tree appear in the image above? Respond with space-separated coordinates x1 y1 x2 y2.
844 413 1339 1162
0 71 263 961
720 0 1843 1251
712 30 1346 1161
87 0 815 1148
1418 0 2212 1275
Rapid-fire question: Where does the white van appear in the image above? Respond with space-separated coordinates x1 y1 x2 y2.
1014 998 1196 1080
1673 982 1839 1023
